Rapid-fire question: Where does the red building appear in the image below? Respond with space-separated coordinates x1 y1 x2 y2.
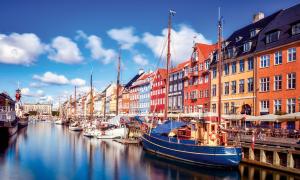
184 43 216 113
150 68 167 114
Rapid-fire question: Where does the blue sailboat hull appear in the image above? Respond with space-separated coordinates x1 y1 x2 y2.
141 133 242 167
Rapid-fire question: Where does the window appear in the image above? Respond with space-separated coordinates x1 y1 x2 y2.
248 57 254 70
200 63 203 70
248 78 254 92
178 83 182 90
232 62 236 74
239 79 244 93
288 48 296 62
212 84 217 97
231 102 236 114
192 51 198 61
250 30 256 37
205 60 210 70
204 90 209 98
224 82 229 95
204 75 209 83
292 22 300 35
199 90 203 98
239 60 244 72
274 75 282 91
224 63 229 75
287 73 296 89
199 77 203 84
173 83 177 91
274 100 281 114
243 42 251 52
274 51 282 65
169 75 173 81
260 100 269 113
287 98 296 113
178 96 182 107
212 104 216 113
213 67 217 78
227 48 234 58
179 72 183 79
185 92 189 100
231 81 236 94
169 85 173 92
174 73 177 80
224 103 229 114
260 55 270 68
260 77 270 92
266 31 280 44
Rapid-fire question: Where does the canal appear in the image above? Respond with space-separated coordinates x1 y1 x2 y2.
0 122 299 180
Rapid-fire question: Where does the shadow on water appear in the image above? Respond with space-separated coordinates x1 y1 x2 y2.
141 151 240 180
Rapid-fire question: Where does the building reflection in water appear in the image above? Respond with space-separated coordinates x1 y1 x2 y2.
0 122 299 180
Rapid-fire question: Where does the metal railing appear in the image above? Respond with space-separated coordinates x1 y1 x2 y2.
0 106 14 112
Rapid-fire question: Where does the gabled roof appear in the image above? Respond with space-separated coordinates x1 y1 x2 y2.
196 43 217 60
256 4 300 52
170 60 190 73
155 68 167 79
124 72 144 89
225 10 281 57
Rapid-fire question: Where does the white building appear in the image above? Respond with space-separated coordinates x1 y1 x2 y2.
23 103 52 115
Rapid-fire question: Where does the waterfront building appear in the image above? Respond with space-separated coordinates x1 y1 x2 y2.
105 83 117 115
23 103 52 115
129 70 145 115
94 92 105 117
210 11 279 116
150 68 167 114
168 61 188 114
184 43 216 114
255 4 300 129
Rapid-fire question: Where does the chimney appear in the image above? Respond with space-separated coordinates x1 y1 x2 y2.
138 69 144 75
253 12 264 23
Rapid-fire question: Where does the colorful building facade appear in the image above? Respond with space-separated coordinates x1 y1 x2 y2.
184 43 216 114
150 68 167 114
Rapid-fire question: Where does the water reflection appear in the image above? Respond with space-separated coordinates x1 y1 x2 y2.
0 122 299 180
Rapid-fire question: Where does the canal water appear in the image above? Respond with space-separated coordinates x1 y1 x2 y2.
0 122 299 180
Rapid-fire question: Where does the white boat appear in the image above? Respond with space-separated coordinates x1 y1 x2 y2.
69 126 83 131
97 127 128 139
55 119 64 125
83 128 96 137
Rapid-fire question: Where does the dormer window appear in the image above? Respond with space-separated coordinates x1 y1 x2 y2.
292 22 300 35
243 42 252 52
192 51 198 62
250 30 256 37
235 36 243 42
227 48 234 58
266 30 280 44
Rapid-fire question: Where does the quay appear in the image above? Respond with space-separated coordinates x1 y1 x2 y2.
229 135 300 175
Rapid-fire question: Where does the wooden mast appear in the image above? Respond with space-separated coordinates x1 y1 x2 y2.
164 10 175 120
116 50 121 116
217 8 223 143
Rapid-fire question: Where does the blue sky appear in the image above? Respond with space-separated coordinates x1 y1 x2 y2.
0 0 299 106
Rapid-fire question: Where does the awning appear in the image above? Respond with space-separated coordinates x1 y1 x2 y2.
277 112 300 120
245 114 279 122
152 120 187 134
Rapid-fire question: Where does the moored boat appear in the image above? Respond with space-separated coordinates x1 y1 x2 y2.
0 93 18 137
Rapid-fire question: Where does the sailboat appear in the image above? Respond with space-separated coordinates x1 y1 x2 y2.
83 70 97 137
140 10 242 167
69 86 83 131
97 50 128 139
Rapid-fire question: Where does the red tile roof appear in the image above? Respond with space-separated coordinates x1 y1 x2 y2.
170 60 190 73
195 43 217 60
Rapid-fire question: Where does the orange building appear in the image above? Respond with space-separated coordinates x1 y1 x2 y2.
255 5 300 129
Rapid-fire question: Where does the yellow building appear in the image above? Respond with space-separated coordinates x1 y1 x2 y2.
210 13 276 116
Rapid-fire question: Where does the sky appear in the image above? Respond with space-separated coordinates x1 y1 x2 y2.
0 0 299 107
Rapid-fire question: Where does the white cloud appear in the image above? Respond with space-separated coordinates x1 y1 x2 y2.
76 31 117 64
0 33 44 65
48 36 83 64
142 24 212 64
70 78 86 86
29 82 47 88
33 72 69 85
33 71 86 87
21 88 44 97
107 27 140 50
133 54 149 66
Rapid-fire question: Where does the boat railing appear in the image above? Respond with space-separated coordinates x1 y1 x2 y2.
0 106 14 112
0 110 16 122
